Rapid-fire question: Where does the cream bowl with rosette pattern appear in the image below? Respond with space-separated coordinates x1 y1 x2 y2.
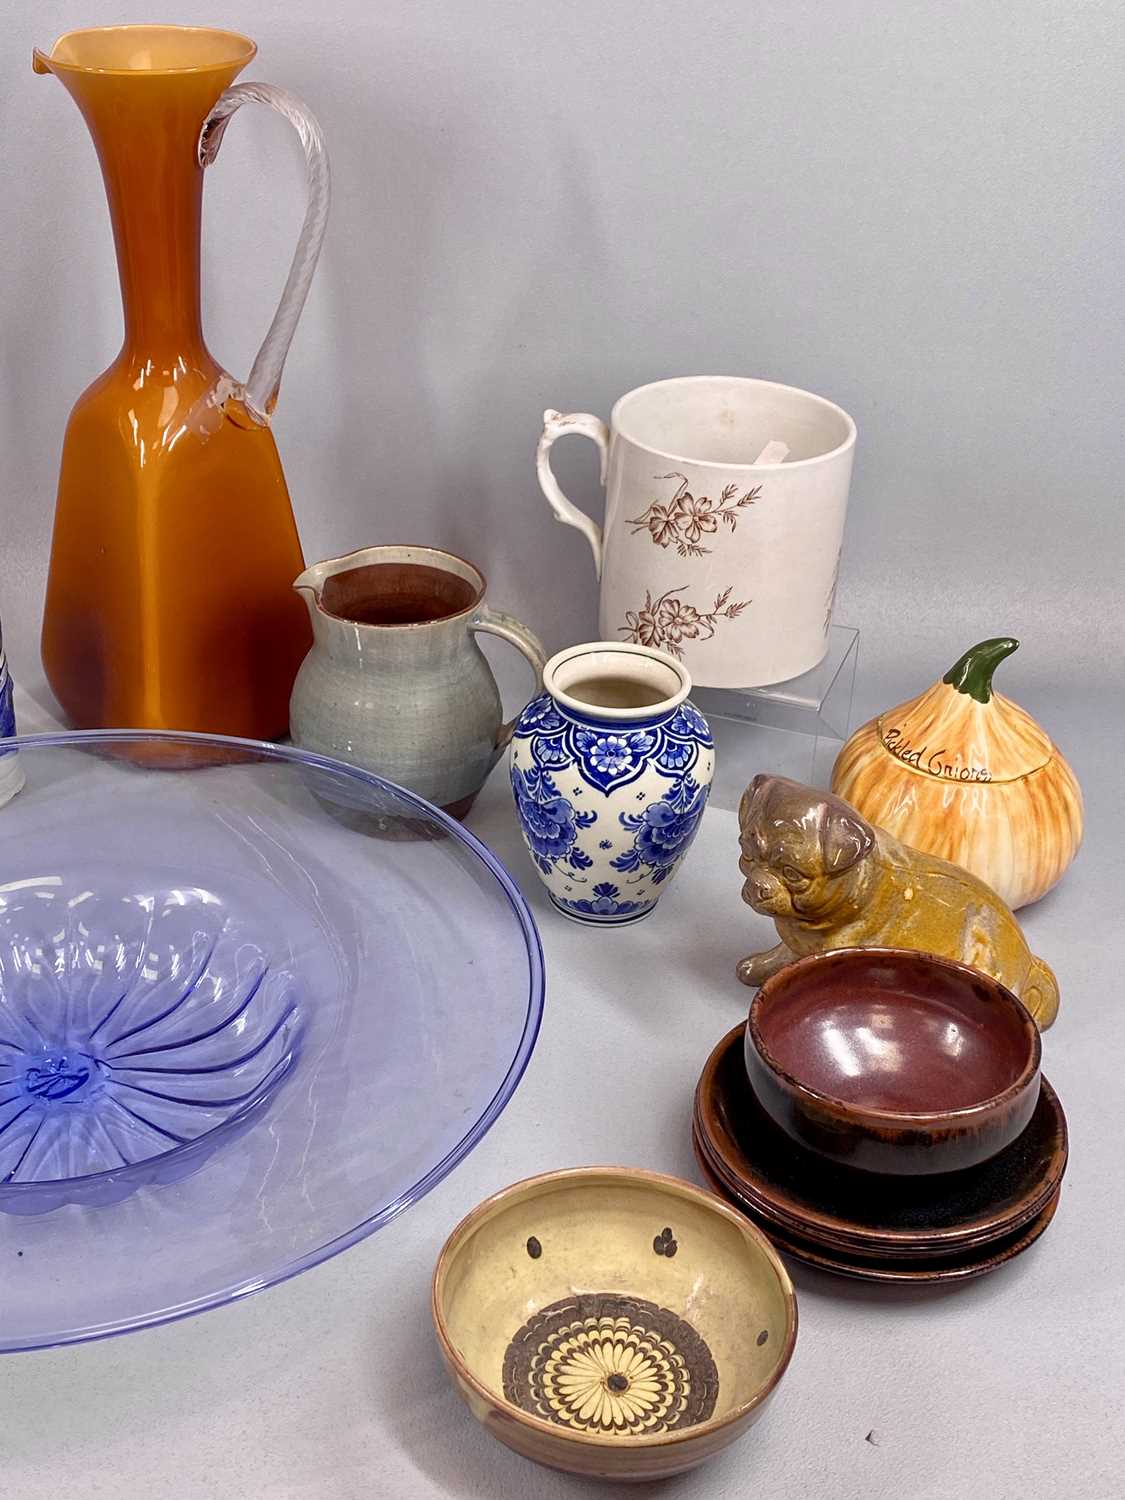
432 1167 797 1481
509 642 714 925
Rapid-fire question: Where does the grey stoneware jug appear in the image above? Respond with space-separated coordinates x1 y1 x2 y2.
290 545 546 817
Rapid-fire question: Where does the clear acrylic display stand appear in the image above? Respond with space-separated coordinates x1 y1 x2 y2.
694 626 859 809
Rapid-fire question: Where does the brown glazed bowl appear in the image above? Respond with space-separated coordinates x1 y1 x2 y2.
695 1023 1067 1256
432 1167 797 1481
745 949 1041 1176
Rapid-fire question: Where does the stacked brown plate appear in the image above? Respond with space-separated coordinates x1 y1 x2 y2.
692 953 1068 1284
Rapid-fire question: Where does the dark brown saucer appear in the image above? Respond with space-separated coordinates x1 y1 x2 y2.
695 1025 1067 1258
694 1122 1053 1264
693 1141 1061 1283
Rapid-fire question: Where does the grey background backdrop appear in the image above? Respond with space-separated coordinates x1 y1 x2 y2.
1 0 1122 689
1 3 1123 1498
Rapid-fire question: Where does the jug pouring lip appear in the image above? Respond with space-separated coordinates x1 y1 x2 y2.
34 26 256 79
293 545 488 630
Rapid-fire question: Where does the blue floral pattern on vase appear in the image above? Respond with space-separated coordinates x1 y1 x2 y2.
611 775 708 885
554 882 649 920
510 763 596 877
517 691 711 794
509 670 714 926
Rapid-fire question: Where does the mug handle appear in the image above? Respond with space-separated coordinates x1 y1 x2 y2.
536 410 611 579
196 83 331 425
470 606 547 761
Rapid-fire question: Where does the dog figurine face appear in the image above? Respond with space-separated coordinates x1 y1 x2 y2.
738 774 876 922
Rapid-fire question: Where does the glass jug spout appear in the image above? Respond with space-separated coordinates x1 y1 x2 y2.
33 29 256 360
34 28 330 428
33 26 257 76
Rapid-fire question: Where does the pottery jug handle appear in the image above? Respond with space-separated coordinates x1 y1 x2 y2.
536 410 610 579
198 83 331 425
470 607 548 761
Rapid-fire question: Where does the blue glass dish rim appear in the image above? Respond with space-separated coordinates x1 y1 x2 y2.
0 728 546 1353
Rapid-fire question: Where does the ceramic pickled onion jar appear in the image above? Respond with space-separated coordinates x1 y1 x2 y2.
509 643 713 924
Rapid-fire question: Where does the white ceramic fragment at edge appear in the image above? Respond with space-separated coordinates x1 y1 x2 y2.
535 376 856 688
0 639 24 808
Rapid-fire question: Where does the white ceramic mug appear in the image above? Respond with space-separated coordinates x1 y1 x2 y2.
535 376 856 687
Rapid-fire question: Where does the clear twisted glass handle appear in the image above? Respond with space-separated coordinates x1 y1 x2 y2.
198 83 331 425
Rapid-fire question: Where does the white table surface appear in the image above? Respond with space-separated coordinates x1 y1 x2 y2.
1 677 1121 1500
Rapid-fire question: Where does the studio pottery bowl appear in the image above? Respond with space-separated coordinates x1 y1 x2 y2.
432 1167 797 1481
696 1023 1067 1257
745 949 1041 1176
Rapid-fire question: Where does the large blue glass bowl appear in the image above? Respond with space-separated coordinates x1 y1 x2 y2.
0 731 543 1352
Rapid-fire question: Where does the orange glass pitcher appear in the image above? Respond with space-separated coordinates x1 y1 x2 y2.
33 26 330 736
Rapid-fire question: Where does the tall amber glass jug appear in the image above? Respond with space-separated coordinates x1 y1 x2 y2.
34 27 330 736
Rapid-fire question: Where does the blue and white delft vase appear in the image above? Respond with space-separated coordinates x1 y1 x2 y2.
0 621 24 809
509 642 714 925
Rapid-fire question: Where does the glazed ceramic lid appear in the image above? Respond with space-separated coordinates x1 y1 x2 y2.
874 638 1055 781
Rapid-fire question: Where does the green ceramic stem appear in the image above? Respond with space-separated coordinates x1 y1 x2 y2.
942 637 1019 703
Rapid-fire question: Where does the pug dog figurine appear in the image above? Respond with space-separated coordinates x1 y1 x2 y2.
737 774 1059 1028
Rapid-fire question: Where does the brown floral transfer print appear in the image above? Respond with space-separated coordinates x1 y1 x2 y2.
627 474 761 559
619 586 750 659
